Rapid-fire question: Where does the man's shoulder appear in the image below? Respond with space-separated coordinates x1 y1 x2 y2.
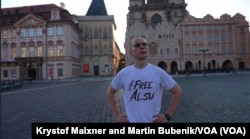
123 65 134 70
147 63 162 70
147 63 170 75
117 65 133 73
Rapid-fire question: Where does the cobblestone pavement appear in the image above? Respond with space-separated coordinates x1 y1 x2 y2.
1 72 250 139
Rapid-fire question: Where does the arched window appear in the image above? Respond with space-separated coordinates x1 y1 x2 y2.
94 28 98 38
151 14 162 29
103 28 108 38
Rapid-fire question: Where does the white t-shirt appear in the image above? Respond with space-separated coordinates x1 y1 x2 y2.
111 63 176 123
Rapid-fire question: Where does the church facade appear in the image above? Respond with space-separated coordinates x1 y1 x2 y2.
125 0 187 73
125 0 250 74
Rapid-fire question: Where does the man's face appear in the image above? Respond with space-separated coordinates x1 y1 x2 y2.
130 38 148 60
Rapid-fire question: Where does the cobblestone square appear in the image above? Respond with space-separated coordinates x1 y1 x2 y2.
1 73 250 138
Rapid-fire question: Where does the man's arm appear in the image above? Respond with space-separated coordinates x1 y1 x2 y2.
165 83 183 118
152 83 183 123
107 85 120 118
106 85 129 122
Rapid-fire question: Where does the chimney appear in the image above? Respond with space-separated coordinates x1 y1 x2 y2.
60 2 65 9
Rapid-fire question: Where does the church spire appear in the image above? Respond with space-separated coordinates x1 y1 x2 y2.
86 0 108 16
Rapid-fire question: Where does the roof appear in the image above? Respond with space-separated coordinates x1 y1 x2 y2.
1 4 73 26
86 0 108 16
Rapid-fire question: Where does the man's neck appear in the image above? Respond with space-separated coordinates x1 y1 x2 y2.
133 60 147 69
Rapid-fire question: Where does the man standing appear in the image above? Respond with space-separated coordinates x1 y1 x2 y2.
107 37 183 123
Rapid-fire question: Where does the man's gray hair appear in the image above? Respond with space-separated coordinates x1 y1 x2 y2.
130 37 147 46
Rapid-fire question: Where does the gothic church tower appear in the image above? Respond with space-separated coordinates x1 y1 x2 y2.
125 0 187 73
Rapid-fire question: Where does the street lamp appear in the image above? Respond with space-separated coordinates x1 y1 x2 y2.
199 48 209 77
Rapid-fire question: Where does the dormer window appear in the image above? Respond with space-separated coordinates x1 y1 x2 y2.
51 9 60 20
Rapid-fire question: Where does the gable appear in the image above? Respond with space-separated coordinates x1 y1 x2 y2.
232 13 245 19
14 13 47 26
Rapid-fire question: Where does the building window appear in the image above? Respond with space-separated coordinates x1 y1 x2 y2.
207 45 212 54
11 30 16 38
84 31 89 39
3 70 8 78
3 30 8 39
163 35 168 39
20 29 27 37
228 34 233 43
149 43 158 55
221 33 226 41
11 47 16 59
174 11 178 17
85 46 89 55
21 47 26 57
192 34 197 42
192 46 197 54
48 68 54 78
56 26 63 35
103 28 108 38
228 45 233 54
58 68 63 77
213 46 218 53
222 45 227 53
11 69 17 78
185 46 190 54
29 47 35 57
198 33 203 42
47 27 53 36
29 28 34 37
240 35 245 44
151 14 162 29
213 33 219 42
38 46 43 57
169 34 174 39
58 46 63 56
48 47 54 57
207 33 212 42
207 26 212 31
94 45 99 55
185 34 190 42
198 26 203 31
104 64 110 72
241 47 246 54
192 26 197 31
94 29 98 38
166 48 170 55
53 10 58 19
3 46 8 61
103 45 108 54
174 48 178 55
37 28 42 36
213 25 218 31
99 28 102 38
160 48 163 55
220 25 226 31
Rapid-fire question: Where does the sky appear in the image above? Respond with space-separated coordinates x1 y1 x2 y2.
2 0 250 53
